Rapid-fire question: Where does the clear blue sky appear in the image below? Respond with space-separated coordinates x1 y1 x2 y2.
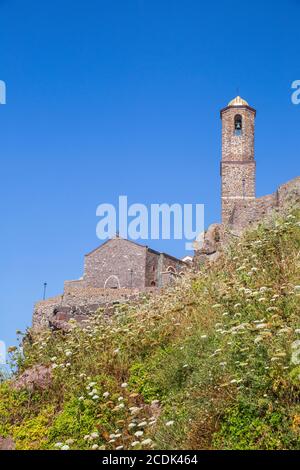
0 0 299 350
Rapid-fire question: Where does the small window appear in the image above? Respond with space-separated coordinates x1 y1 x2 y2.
234 115 242 136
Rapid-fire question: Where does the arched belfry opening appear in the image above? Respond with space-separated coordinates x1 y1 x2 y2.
234 114 242 135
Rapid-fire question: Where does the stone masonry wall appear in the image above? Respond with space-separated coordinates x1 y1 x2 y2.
221 105 256 227
228 177 300 232
83 238 147 289
145 250 160 287
161 254 185 273
195 176 300 269
33 286 157 330
221 106 255 163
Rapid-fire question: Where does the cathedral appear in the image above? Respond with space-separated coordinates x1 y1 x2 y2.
33 95 300 329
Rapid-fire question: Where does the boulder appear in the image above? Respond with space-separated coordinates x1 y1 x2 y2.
11 365 52 392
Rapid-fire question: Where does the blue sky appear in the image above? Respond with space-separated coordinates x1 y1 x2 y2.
0 0 299 350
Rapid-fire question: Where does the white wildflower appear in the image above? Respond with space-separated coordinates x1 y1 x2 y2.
54 442 64 448
256 323 268 329
141 438 153 446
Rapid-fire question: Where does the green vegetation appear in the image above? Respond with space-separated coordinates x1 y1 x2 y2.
1 212 300 450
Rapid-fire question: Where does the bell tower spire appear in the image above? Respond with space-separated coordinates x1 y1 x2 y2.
220 96 256 226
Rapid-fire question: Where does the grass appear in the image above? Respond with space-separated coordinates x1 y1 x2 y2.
1 211 300 450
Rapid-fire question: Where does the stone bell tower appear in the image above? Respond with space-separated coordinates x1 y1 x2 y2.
220 96 256 227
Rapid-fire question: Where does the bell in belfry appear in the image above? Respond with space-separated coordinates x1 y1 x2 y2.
234 114 242 131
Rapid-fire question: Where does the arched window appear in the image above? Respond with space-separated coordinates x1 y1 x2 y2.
234 115 242 135
166 266 176 274
104 275 120 289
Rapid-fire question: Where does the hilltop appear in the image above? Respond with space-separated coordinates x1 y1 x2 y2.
0 211 300 450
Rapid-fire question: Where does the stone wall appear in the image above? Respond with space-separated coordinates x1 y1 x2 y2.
144 251 186 287
221 104 256 226
145 250 160 287
221 106 256 163
64 279 87 290
33 295 64 330
83 238 147 289
33 286 157 330
228 177 300 232
195 176 300 268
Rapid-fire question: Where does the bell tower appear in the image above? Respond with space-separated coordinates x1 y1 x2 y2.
220 96 256 227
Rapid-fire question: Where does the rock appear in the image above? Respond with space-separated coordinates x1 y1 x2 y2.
49 311 89 332
0 436 15 450
193 223 224 266
11 365 52 392
203 224 222 253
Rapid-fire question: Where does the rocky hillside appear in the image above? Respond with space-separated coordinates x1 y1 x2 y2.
1 211 300 450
